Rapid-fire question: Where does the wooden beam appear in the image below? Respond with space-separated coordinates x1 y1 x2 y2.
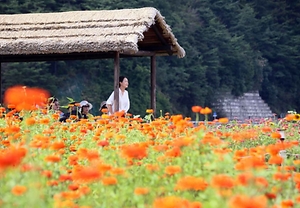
138 45 172 52
122 51 156 57
151 55 156 116
0 50 163 63
114 52 120 113
151 25 173 56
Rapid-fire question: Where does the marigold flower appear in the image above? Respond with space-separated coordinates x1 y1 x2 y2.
285 114 295 121
101 176 117 185
4 85 49 111
273 172 291 181
72 166 102 182
265 192 276 200
146 109 154 114
47 180 59 186
153 196 191 208
255 177 268 188
25 117 36 126
145 164 159 172
236 172 253 186
271 132 282 139
268 155 283 165
192 106 202 113
134 187 149 195
41 170 52 178
39 118 50 124
110 167 125 175
59 174 72 182
11 185 27 196
68 183 79 191
235 156 266 170
165 165 181 175
281 200 294 208
121 143 148 160
175 176 208 191
0 147 27 170
98 140 109 147
211 174 235 189
229 194 267 208
50 141 66 150
200 107 212 114
218 117 229 124
262 126 272 133
44 155 61 163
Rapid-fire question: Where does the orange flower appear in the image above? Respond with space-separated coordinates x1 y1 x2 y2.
121 143 148 160
50 141 66 150
146 109 154 114
0 147 27 170
11 185 27 196
229 194 267 208
211 174 235 189
262 126 272 133
255 177 268 188
218 117 229 124
165 165 181 175
25 117 36 126
285 114 295 121
153 196 191 208
236 172 253 186
235 156 267 170
68 183 79 191
200 107 212 114
269 155 283 165
273 172 291 181
192 106 202 113
165 146 181 157
4 85 49 111
101 176 117 185
72 166 102 182
59 174 72 182
134 187 149 195
145 164 159 172
44 155 61 163
41 170 52 178
271 132 282 139
175 176 208 191
39 118 50 125
281 200 294 208
110 167 125 175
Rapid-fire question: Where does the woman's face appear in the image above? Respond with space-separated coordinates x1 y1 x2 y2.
120 78 129 89
82 106 89 114
52 101 60 111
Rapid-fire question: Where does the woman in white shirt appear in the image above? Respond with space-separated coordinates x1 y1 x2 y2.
106 76 130 115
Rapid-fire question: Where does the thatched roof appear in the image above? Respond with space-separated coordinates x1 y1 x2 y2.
0 7 185 61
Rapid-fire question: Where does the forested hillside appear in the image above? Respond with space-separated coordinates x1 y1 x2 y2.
1 0 299 117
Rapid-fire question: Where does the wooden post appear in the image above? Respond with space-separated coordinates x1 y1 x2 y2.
114 52 120 113
151 56 156 116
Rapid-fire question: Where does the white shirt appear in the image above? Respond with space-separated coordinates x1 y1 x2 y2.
106 88 130 114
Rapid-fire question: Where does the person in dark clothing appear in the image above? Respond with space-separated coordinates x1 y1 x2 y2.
59 101 82 122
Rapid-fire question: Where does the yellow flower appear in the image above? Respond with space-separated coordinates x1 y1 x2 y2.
146 109 153 114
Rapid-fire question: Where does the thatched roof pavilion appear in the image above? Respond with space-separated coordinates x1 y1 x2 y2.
0 7 185 113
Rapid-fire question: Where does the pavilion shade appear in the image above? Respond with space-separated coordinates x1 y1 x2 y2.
0 7 185 58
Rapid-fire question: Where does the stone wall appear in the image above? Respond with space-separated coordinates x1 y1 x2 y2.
211 91 273 122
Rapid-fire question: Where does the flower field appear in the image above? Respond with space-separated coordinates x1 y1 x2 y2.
1 87 300 208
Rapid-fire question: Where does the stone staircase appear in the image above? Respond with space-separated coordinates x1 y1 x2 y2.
211 91 273 122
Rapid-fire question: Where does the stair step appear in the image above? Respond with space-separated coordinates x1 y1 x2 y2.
212 91 273 121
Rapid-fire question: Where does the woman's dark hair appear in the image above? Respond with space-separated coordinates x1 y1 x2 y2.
48 97 58 110
119 76 126 87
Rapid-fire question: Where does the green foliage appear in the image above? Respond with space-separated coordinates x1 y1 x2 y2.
0 0 299 116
